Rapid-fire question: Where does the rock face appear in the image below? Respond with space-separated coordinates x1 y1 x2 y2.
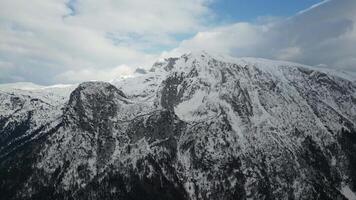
0 51 356 200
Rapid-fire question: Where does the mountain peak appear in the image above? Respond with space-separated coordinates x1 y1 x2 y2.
70 81 126 98
185 50 212 58
63 81 127 129
1 52 356 200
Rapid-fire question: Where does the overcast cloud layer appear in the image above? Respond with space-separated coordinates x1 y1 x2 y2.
0 0 355 85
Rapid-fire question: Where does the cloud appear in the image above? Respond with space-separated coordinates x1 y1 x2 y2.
0 0 213 84
55 64 135 83
65 0 212 34
1 0 355 85
172 0 356 72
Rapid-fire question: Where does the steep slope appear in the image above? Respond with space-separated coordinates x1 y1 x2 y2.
0 52 356 200
0 84 75 159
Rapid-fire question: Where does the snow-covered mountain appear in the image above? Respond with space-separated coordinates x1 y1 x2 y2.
0 51 356 200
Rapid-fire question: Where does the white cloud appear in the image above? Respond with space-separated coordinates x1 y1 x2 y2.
172 22 266 55
65 0 212 34
276 47 301 61
0 0 213 84
55 64 135 83
171 0 356 72
1 0 355 85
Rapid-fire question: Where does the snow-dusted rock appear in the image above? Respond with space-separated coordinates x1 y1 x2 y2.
0 51 356 200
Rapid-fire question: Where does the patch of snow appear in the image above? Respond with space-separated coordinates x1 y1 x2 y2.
174 90 206 121
341 185 356 200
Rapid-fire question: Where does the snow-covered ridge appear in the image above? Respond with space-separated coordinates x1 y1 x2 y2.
175 51 356 81
0 51 354 95
0 51 356 200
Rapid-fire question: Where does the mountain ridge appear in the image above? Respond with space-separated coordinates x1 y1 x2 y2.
0 51 356 199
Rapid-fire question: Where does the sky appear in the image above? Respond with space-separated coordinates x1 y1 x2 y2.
0 0 355 85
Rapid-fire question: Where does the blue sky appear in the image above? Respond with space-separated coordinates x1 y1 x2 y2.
211 0 323 22
160 0 325 50
0 0 355 84
165 1 325 45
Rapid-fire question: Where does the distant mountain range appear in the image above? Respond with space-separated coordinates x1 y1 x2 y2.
0 51 355 200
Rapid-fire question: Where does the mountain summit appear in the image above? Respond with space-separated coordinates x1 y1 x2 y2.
0 52 356 200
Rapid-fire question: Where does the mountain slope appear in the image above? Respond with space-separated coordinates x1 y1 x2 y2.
0 51 356 200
